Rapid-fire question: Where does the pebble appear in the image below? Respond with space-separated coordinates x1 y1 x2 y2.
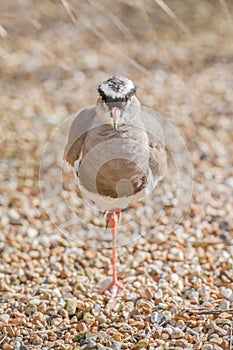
60 268 72 279
208 333 219 340
112 342 122 350
97 315 107 325
83 313 95 325
60 345 73 350
132 339 149 349
221 288 233 300
60 308 69 318
93 304 101 316
77 322 88 332
171 329 184 339
48 332 57 341
151 311 158 323
97 330 109 342
28 298 42 306
210 338 223 345
201 345 213 350
2 345 14 350
172 339 189 347
30 335 43 345
213 325 227 337
176 320 186 330
133 281 141 288
52 288 62 298
171 273 180 283
219 300 230 310
198 286 210 298
0 313 10 323
48 274 57 284
65 298 77 316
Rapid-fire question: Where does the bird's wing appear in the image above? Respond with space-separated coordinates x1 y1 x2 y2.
64 106 96 166
148 134 167 179
141 108 167 180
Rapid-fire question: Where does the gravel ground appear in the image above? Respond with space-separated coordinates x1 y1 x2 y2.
0 1 233 349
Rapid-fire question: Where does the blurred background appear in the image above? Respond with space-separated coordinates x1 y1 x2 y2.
1 0 233 115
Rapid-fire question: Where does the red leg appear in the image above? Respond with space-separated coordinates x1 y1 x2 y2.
101 211 124 296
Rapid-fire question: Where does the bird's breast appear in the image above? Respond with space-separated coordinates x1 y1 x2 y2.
79 125 150 198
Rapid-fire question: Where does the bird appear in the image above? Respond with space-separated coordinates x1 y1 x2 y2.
64 75 166 296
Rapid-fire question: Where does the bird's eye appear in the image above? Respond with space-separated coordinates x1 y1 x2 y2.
100 95 106 102
125 91 134 102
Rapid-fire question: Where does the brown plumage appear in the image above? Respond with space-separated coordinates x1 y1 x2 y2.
64 107 166 201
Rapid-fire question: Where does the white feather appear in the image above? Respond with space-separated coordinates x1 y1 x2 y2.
79 182 146 211
99 76 135 99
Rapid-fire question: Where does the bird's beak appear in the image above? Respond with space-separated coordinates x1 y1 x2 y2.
111 107 122 131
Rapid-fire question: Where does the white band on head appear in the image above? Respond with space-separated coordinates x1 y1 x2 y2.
99 76 136 99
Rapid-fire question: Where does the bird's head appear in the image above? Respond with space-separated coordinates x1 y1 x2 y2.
97 76 137 130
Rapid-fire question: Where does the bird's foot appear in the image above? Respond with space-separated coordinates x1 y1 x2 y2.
100 279 124 297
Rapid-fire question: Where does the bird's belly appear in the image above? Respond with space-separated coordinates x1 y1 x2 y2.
96 158 148 197
78 181 147 212
79 127 150 198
